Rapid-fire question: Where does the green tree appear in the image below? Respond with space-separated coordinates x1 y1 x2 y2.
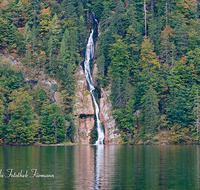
139 37 160 73
173 14 188 59
38 7 51 40
121 70 134 107
193 87 200 138
114 99 136 143
0 61 24 93
59 28 75 112
61 0 77 23
144 86 159 139
148 17 162 54
60 28 70 69
111 74 123 110
5 89 36 145
166 85 192 128
39 103 65 144
34 86 46 115
48 13 62 73
24 22 32 65
0 99 5 143
185 48 200 84
159 25 175 66
109 39 129 78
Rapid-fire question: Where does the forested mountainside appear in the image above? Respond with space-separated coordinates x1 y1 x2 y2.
1 0 200 145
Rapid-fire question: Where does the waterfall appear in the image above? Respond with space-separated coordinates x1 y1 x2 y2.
83 11 104 145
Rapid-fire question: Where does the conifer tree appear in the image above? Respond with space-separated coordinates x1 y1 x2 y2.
39 103 65 143
100 2 113 32
59 28 75 112
111 74 123 110
61 0 77 23
185 48 200 84
122 70 134 107
166 85 192 128
148 17 162 54
174 15 188 59
125 25 140 60
48 35 53 71
48 13 62 73
35 86 46 115
124 25 141 83
38 7 51 40
109 39 129 78
144 0 147 36
5 89 36 145
60 28 75 92
144 86 159 139
60 28 70 68
0 99 5 141
68 27 80 67
193 86 200 138
159 25 175 65
78 13 87 55
24 22 32 65
139 37 160 73
111 0 125 36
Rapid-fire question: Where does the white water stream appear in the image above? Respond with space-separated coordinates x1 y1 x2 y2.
83 13 104 145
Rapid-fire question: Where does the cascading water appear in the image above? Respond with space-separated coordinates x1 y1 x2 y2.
83 10 104 145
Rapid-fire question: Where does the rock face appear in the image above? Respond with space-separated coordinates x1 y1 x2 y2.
2 54 121 144
73 65 121 144
73 66 95 144
92 63 98 86
1 54 59 103
100 88 121 144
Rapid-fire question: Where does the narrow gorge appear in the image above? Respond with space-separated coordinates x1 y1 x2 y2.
73 11 121 145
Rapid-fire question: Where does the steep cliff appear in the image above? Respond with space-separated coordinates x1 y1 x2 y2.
73 65 121 144
100 87 121 144
73 66 95 144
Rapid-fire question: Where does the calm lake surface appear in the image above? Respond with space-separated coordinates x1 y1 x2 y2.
0 145 199 190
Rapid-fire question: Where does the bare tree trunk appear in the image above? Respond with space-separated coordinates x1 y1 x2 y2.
166 1 168 23
144 0 147 36
125 0 129 7
32 6 36 55
165 31 168 65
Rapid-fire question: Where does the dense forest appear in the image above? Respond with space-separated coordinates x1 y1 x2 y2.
0 0 200 145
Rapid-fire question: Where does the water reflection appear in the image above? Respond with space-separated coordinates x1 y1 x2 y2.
197 145 200 189
73 145 117 190
95 145 104 190
74 146 95 189
0 146 200 189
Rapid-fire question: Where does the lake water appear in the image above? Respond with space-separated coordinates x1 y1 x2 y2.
0 145 199 190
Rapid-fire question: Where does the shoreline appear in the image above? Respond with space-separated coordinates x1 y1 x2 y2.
1 142 200 146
